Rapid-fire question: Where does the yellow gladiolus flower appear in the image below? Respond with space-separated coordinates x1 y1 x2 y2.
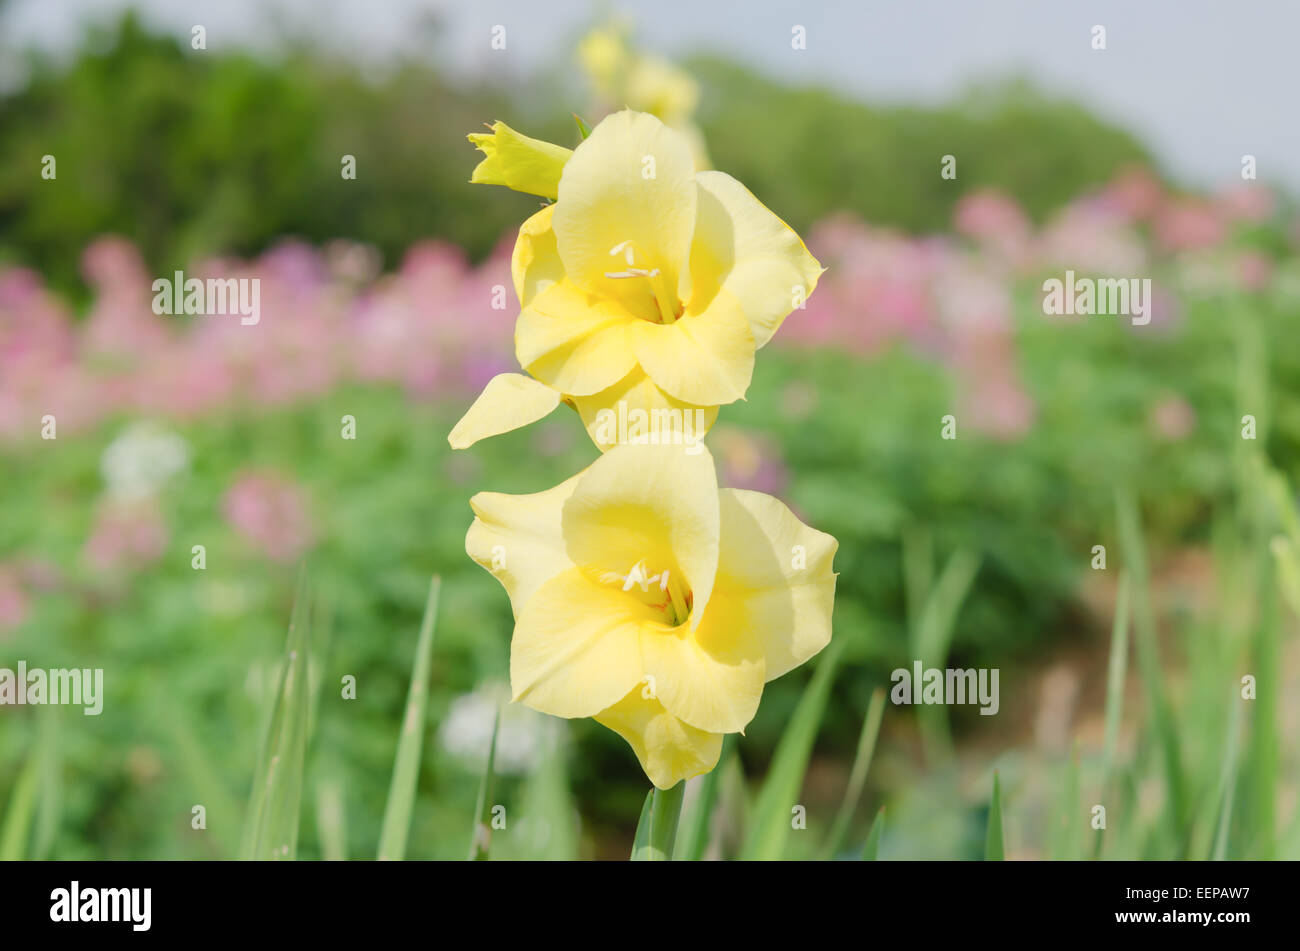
468 121 573 200
579 25 701 129
451 110 822 453
465 443 838 788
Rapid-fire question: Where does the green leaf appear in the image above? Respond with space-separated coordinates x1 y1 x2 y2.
630 791 655 861
377 575 442 861
1093 571 1131 859
631 782 685 861
740 638 845 860
1101 572 1132 777
314 777 348 862
861 808 885 860
468 705 501 861
1116 489 1188 849
0 709 56 861
674 737 732 860
985 773 1004 861
573 113 592 140
240 566 314 860
1211 692 1245 861
822 687 885 859
909 548 981 763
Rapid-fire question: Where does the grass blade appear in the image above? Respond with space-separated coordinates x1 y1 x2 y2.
861 807 885 860
1101 572 1131 777
468 705 501 861
630 791 655 860
240 566 313 860
0 710 56 861
822 687 885 859
985 772 1004 860
31 708 60 859
314 778 348 861
1093 571 1131 859
631 782 684 861
1115 489 1188 850
377 574 442 861
674 736 732 860
1211 692 1244 861
740 637 845 860
911 549 981 763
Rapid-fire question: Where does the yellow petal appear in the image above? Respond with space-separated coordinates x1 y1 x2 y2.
515 281 639 397
465 472 581 617
572 369 718 453
552 110 697 308
595 688 723 789
448 373 563 449
714 488 838 680
641 621 765 734
468 121 572 200
631 289 755 406
689 170 823 348
510 566 651 718
561 443 720 629
511 205 565 308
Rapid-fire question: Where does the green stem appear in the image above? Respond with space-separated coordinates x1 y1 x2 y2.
631 782 685 861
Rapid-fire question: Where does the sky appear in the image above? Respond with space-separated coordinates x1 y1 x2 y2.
6 0 1298 192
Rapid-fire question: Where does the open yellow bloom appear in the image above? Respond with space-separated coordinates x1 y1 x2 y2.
451 110 822 453
465 443 837 788
467 121 572 200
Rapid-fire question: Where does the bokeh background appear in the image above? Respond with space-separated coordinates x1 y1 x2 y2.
1 0 1298 860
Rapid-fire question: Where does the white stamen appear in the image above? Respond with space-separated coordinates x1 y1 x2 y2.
605 240 659 280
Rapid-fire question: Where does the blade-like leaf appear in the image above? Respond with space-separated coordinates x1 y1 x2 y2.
240 566 313 860
314 777 348 862
0 710 55 861
377 575 442 861
630 791 655 861
1116 489 1188 849
985 773 1004 861
674 736 732 860
861 807 885 860
822 687 885 859
740 638 845 860
468 704 501 861
631 782 684 861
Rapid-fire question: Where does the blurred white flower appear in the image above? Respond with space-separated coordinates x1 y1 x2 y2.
439 681 544 775
100 422 189 501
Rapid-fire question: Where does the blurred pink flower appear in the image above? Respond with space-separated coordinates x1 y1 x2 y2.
1099 166 1164 223
711 426 789 495
1155 199 1225 253
223 471 314 563
1235 252 1274 293
953 189 1032 268
83 498 169 575
1150 395 1196 441
0 566 29 635
1214 183 1274 225
81 236 172 363
1040 200 1147 274
952 331 1036 440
